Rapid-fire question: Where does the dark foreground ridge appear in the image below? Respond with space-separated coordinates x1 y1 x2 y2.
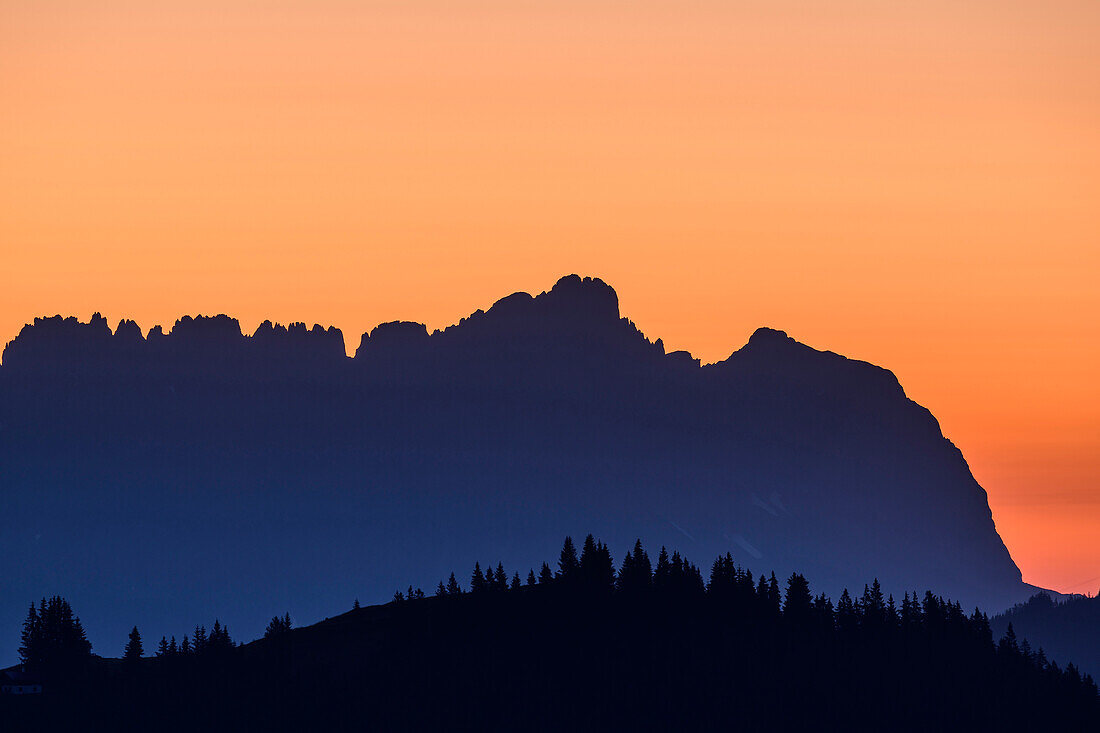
0 275 1039 661
2 536 1095 732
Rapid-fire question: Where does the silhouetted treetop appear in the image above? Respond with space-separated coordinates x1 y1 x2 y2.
7 535 1096 731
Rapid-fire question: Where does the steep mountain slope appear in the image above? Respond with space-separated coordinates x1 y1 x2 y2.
0 275 1034 661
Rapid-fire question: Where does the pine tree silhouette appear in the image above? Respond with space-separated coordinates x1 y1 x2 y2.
193 625 208 653
558 537 580 582
18 596 92 677
837 589 858 633
446 572 462 595
207 620 234 653
579 534 600 586
617 540 653 595
124 626 143 661
900 592 922 630
766 572 782 615
812 593 835 632
999 623 1020 655
471 562 487 593
654 547 671 593
783 573 813 622
265 613 292 638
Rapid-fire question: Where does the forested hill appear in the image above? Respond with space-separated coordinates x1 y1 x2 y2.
0 275 1037 661
3 538 1095 732
992 592 1100 680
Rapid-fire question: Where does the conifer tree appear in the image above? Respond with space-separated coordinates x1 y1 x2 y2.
511 572 521 590
739 569 755 603
619 549 637 592
766 572 782 615
579 534 598 582
922 591 941 626
157 636 169 657
436 581 448 597
783 573 813 622
579 536 615 591
681 560 705 596
265 613 292 638
708 554 736 598
999 623 1020 655
654 547 672 593
885 595 899 628
860 579 886 628
202 620 233 653
558 536 580 582
632 541 652 585
670 551 685 586
538 562 554 584
755 573 769 613
124 626 143 661
447 572 462 595
493 563 508 591
595 541 616 590
353 598 360 609
969 608 992 645
620 539 651 589
526 569 537 586
169 636 178 655
471 562 487 593
18 596 92 675
900 592 922 630
837 589 858 632
17 603 38 669
812 593 835 631
193 625 207 653
580 534 598 560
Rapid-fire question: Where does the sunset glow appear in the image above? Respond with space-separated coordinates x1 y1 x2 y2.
2 1 1097 592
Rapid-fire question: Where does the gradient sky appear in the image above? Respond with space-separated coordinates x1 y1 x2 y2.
2 1 1097 593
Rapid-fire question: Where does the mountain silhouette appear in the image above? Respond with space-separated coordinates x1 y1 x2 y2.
0 274 1040 662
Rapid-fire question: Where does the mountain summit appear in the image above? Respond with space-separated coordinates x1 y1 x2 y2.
0 275 1035 661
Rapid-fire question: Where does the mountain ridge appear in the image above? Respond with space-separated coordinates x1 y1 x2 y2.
1 276 903 384
0 274 1035 663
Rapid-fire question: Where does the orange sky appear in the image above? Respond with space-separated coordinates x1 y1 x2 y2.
1 1 1097 593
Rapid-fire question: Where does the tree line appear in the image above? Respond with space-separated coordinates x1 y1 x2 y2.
397 534 1097 699
13 533 1098 706
17 596 237 680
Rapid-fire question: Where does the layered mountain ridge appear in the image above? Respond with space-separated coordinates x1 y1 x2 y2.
0 275 1035 663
